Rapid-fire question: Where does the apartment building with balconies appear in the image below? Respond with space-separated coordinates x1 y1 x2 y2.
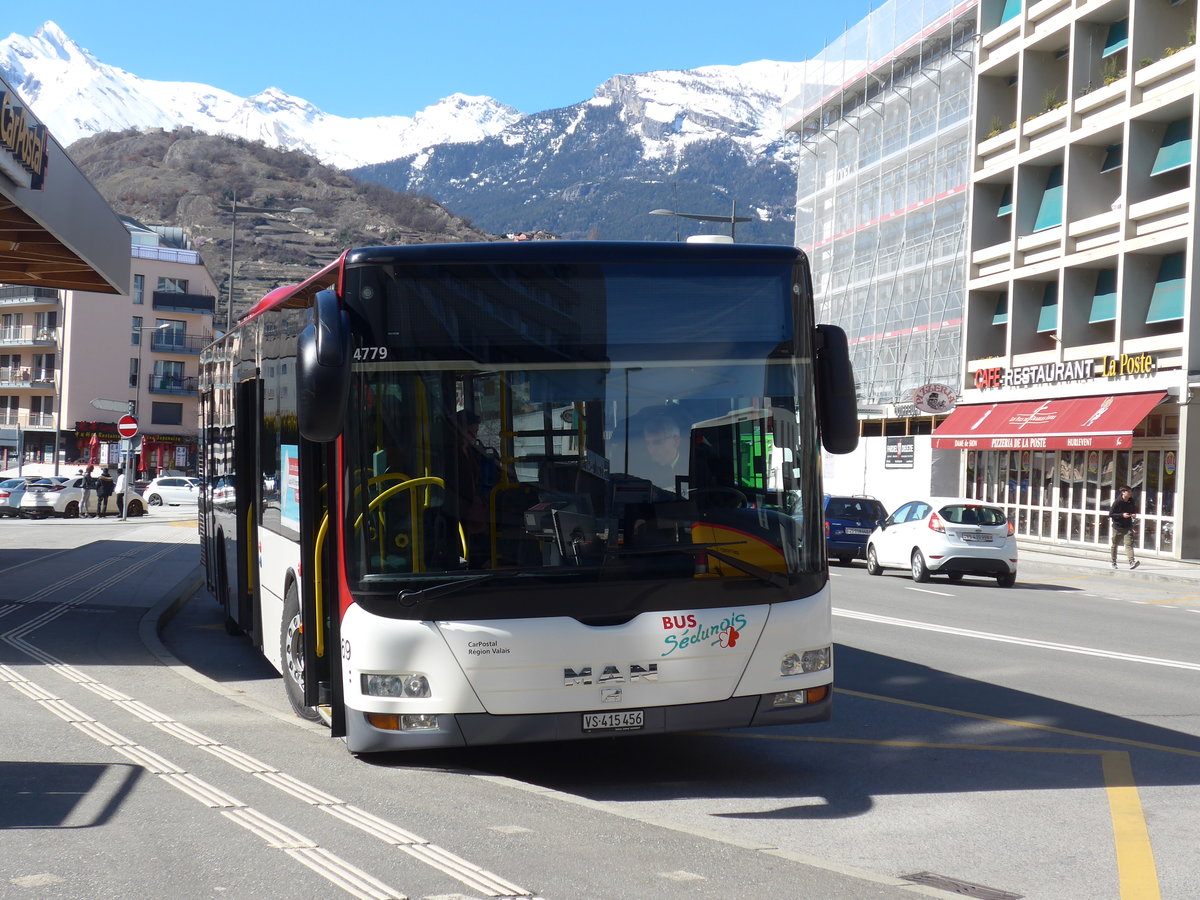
1 218 216 474
941 0 1199 558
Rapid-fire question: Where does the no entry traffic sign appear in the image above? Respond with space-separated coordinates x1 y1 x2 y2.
117 414 139 439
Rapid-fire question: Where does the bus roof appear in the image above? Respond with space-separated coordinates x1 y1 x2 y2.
238 241 804 323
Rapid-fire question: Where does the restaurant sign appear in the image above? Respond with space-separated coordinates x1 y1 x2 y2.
974 353 1156 390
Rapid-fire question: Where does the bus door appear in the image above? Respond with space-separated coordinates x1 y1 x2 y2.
299 436 343 735
231 377 262 639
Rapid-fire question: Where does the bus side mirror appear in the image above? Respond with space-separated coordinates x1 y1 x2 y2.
814 324 858 455
297 289 351 443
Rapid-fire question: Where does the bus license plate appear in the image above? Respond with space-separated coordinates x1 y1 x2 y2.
583 710 644 732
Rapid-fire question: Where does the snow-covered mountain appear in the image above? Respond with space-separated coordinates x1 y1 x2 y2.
0 21 522 169
1 21 827 241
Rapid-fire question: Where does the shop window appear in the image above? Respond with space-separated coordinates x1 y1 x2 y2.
1102 19 1129 58
1150 118 1192 177
1145 253 1185 324
997 184 1013 217
1100 144 1122 174
1036 282 1059 333
1089 269 1117 323
1033 166 1064 232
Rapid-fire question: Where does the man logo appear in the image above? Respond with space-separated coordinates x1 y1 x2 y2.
563 663 659 686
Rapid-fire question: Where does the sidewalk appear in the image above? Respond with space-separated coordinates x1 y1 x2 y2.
1017 537 1200 586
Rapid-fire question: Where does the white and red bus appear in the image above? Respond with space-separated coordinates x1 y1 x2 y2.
198 240 857 753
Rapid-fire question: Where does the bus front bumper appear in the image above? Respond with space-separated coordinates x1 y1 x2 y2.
344 689 832 753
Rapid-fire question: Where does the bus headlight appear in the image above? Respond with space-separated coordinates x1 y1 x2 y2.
780 646 832 676
361 673 431 698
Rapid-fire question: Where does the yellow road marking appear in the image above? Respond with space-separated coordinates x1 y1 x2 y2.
707 687 1185 900
1137 597 1200 605
706 731 1163 900
836 687 1200 758
1102 752 1161 900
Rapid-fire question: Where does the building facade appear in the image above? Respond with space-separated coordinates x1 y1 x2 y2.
2 219 216 475
783 0 978 509
945 0 1198 558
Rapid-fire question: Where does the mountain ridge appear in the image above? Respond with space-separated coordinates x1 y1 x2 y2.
3 21 820 243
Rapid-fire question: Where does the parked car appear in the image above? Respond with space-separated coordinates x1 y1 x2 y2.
823 494 888 565
0 476 44 517
19 476 145 519
142 476 200 507
865 496 1017 587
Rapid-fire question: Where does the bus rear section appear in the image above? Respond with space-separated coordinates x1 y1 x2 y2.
202 240 857 754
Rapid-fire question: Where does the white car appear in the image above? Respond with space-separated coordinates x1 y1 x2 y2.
20 476 145 519
142 476 200 507
865 496 1018 587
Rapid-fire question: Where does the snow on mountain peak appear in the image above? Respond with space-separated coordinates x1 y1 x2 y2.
1 21 807 175
0 22 523 169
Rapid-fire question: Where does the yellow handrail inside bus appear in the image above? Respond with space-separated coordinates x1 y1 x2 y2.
353 476 445 573
245 501 255 598
313 512 329 658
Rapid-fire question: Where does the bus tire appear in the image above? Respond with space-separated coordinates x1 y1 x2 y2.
216 538 240 635
282 582 320 722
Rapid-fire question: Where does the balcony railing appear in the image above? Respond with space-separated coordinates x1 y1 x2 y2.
151 291 216 314
0 411 55 429
0 325 59 346
147 374 199 395
0 367 55 387
0 286 60 306
132 245 201 265
150 332 212 354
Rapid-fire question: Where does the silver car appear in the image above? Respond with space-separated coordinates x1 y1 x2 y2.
0 476 42 517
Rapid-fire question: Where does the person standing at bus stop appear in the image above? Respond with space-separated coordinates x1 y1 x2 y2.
1108 485 1140 569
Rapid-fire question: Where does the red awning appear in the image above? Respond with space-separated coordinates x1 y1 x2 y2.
931 391 1166 450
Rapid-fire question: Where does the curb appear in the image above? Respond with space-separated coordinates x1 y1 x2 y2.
137 566 325 732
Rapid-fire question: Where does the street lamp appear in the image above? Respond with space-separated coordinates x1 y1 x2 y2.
649 200 754 241
220 194 314 331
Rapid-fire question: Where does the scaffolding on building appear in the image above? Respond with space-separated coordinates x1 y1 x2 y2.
784 0 977 408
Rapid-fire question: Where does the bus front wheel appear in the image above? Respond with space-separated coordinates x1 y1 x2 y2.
281 582 321 722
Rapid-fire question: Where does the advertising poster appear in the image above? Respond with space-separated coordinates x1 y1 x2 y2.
885 435 915 469
280 444 300 531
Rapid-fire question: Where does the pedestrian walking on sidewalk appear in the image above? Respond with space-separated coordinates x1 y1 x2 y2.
1108 485 1140 570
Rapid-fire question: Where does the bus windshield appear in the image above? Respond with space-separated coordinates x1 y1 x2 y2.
340 256 823 619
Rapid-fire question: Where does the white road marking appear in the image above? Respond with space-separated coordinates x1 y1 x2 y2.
906 587 955 596
834 608 1200 671
1 542 536 900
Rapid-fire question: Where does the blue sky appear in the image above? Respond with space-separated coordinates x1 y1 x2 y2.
12 1 879 118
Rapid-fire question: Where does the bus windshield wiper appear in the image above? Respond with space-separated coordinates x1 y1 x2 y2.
397 574 498 607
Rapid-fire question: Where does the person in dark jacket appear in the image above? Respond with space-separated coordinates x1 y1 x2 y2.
96 468 115 517
1108 485 1139 569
